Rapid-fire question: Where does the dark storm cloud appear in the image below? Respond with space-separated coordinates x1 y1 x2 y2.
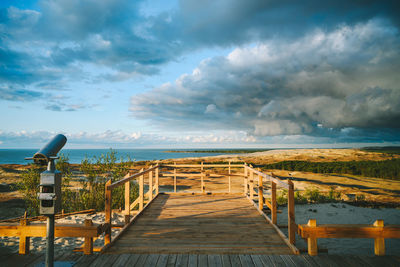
2 0 399 94
151 0 400 47
130 19 400 142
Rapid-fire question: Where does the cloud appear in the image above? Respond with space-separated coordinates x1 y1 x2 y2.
1 0 399 97
0 129 260 148
0 85 43 101
130 19 400 142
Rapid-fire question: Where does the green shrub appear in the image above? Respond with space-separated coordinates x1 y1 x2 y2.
18 150 139 215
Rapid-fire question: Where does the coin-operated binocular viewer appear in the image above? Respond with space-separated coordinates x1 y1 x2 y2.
26 134 67 267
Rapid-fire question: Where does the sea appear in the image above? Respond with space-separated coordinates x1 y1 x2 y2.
0 149 232 165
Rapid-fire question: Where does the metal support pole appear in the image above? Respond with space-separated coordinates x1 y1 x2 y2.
46 215 55 267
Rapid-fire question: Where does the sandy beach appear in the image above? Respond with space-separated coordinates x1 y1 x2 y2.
1 148 399 255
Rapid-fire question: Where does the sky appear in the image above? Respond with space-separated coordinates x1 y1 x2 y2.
0 0 400 149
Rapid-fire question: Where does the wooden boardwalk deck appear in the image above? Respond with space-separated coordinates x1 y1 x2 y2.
105 193 293 254
2 252 400 267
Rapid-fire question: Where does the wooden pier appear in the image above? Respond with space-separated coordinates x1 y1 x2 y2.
106 193 292 254
1 162 400 266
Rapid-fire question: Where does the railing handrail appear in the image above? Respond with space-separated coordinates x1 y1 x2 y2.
299 219 400 256
161 163 244 168
245 165 289 189
107 164 159 190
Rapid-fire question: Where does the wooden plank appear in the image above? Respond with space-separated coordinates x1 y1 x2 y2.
176 254 189 267
358 255 400 267
239 255 255 267
208 255 222 267
250 255 265 267
167 254 177 267
74 254 99 267
229 255 241 267
289 255 315 267
298 224 400 239
198 254 208 267
188 254 198 267
90 254 119 267
124 254 141 266
258 255 275 266
145 254 160 267
134 254 148 267
221 254 231 267
312 255 340 267
156 254 169 267
111 254 131 267
280 255 295 266
301 255 327 267
0 224 101 238
267 255 287 267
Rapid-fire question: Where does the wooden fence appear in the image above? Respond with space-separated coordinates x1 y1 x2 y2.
102 165 160 251
298 219 400 256
244 164 299 254
0 218 104 255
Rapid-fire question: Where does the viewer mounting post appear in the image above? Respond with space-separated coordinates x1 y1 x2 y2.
25 134 67 267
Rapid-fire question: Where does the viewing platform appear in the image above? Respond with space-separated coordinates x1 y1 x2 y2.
1 162 399 266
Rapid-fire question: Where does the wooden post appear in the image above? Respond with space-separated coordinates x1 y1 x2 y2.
139 168 144 211
83 219 94 255
288 180 295 245
155 166 159 195
374 220 385 256
250 171 254 200
243 164 248 195
307 219 318 256
105 179 112 245
124 178 130 225
19 218 30 254
271 181 277 225
228 161 231 193
149 165 153 201
258 170 263 211
174 162 177 193
201 172 205 193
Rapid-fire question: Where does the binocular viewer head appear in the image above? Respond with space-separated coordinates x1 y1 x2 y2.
30 134 67 165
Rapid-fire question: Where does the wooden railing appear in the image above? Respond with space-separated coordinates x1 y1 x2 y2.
244 164 299 254
298 219 400 256
103 164 160 250
161 162 244 193
0 218 104 255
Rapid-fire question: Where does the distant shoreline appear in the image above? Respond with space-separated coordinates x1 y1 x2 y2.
163 149 272 154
